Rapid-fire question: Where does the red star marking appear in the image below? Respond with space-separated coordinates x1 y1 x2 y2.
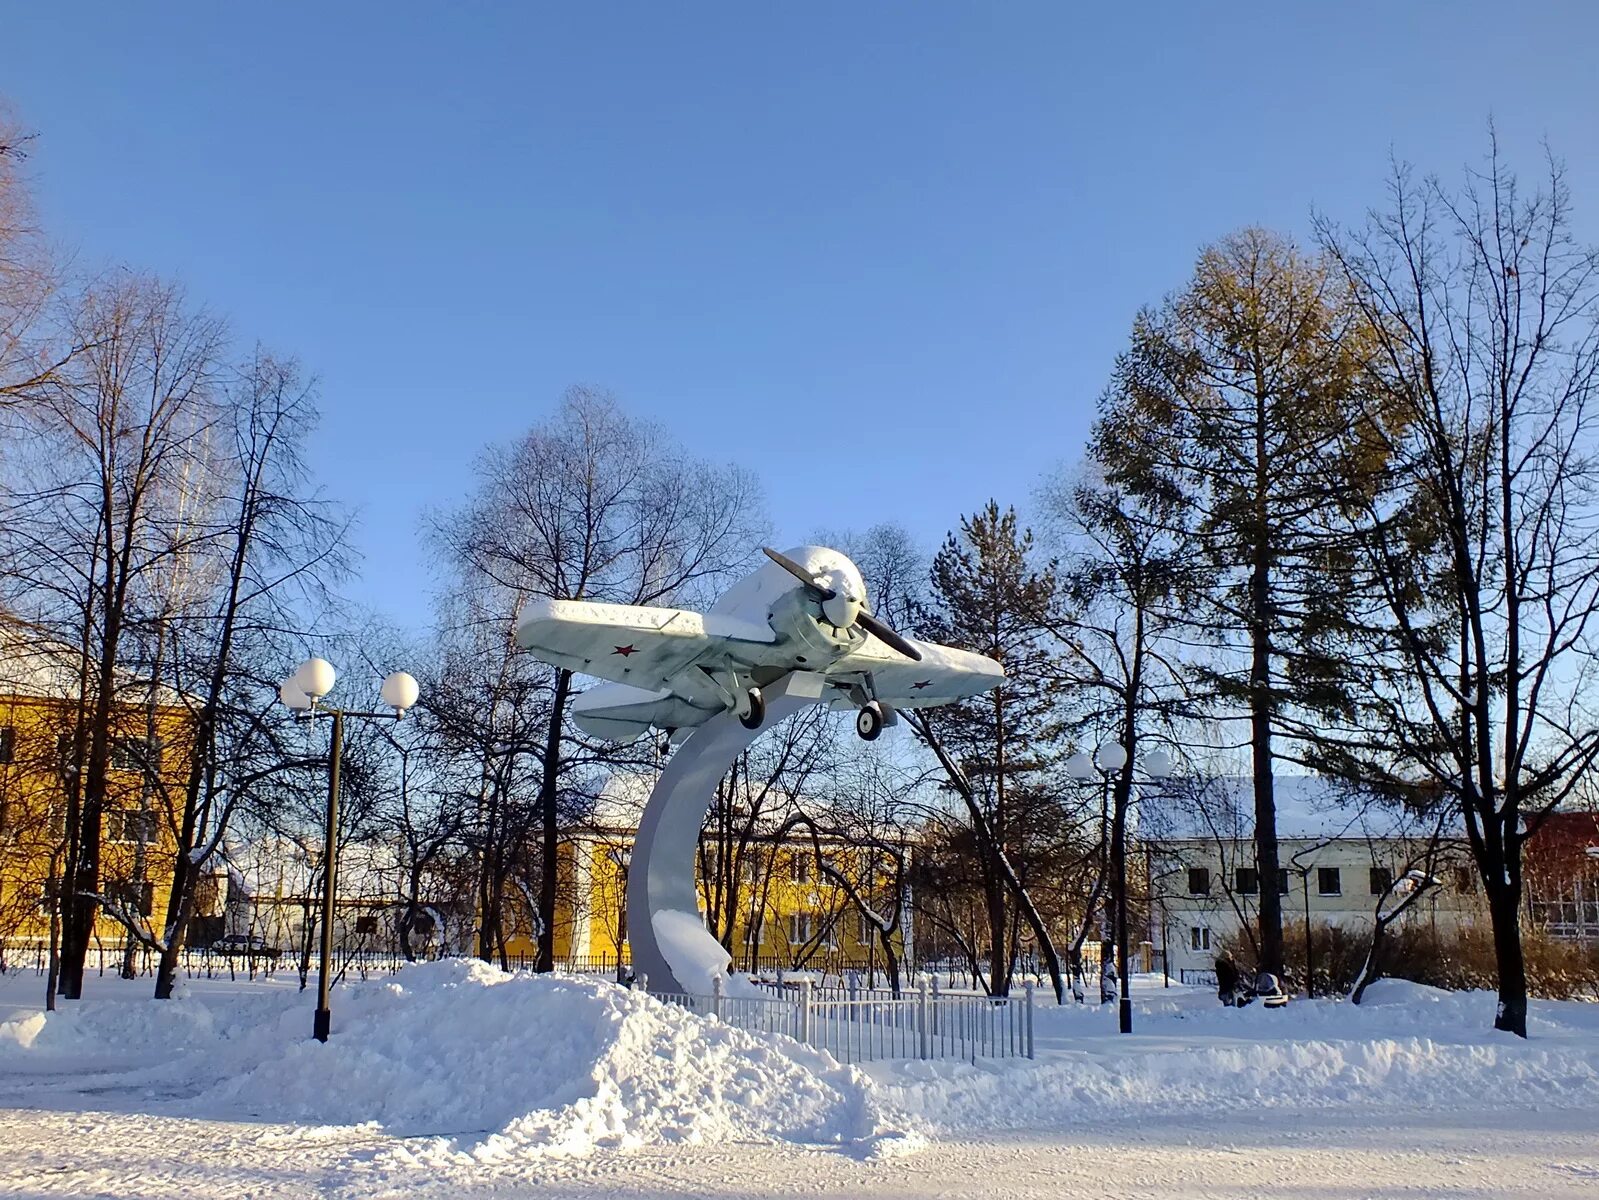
612 644 638 657
911 680 932 690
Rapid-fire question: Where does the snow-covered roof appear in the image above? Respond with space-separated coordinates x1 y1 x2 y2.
1139 775 1453 844
0 618 188 706
224 836 409 901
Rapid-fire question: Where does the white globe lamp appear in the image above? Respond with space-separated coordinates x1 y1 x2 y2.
279 676 313 712
380 671 420 716
295 657 337 701
1065 751 1095 781
1096 741 1128 772
1143 748 1173 779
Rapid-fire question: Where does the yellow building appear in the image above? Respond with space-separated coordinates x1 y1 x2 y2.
0 626 192 960
505 805 913 976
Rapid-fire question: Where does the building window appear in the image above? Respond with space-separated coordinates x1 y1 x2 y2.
1317 867 1342 896
1278 868 1291 895
1189 926 1211 952
856 911 877 943
787 913 813 945
106 879 154 917
104 809 157 845
1235 868 1259 895
354 914 379 936
1187 867 1211 896
0 726 14 765
1454 865 1477 893
110 736 163 774
1369 866 1394 895
56 732 76 770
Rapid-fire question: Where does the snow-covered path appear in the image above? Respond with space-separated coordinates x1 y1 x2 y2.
2 964 1597 1198
4 1102 1598 1198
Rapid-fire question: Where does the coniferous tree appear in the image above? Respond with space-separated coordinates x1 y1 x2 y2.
915 502 1062 996
1092 229 1380 975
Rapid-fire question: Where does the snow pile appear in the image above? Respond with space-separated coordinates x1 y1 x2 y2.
651 906 732 994
9 968 1599 1171
880 979 1599 1134
0 981 283 1068
1 960 919 1161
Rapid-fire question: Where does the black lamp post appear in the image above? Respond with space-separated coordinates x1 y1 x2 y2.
280 658 419 1042
1067 741 1170 1034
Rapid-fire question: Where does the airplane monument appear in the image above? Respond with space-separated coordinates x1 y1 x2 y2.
515 545 1004 993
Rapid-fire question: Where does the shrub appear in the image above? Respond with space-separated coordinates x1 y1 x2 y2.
1219 921 1599 1000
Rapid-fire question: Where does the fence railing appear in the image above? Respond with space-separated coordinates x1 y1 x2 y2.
0 943 630 982
646 975 1034 1064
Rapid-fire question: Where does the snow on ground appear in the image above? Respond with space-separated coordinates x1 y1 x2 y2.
1 964 1597 1198
882 977 1599 1135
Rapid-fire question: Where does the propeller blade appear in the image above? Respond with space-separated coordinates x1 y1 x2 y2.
856 609 923 662
762 546 835 598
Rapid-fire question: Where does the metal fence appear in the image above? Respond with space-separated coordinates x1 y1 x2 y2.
0 944 630 983
647 975 1034 1064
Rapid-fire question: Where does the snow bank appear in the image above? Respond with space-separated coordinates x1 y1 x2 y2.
1 960 918 1162
7 966 1599 1168
880 981 1599 1134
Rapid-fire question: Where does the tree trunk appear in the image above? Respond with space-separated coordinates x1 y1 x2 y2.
535 668 573 973
153 873 199 999
1349 922 1385 1005
984 853 1008 996
1488 883 1528 1037
1250 696 1282 975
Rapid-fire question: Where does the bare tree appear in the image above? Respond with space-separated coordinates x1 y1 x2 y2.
1 273 226 998
1317 138 1599 1036
431 388 765 970
147 353 350 998
0 109 78 413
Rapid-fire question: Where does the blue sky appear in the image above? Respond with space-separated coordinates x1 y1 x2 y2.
8 3 1597 630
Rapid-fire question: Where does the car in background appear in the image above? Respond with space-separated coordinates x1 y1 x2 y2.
209 934 282 959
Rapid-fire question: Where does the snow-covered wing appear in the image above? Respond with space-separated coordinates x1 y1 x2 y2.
570 682 721 743
514 599 776 691
829 637 1003 707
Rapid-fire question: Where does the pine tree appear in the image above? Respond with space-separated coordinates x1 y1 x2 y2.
918 502 1061 995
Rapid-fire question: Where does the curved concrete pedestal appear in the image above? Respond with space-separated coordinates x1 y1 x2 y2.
626 672 825 994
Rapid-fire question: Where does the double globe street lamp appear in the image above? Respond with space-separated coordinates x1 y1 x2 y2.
279 657 420 1042
1067 741 1171 1034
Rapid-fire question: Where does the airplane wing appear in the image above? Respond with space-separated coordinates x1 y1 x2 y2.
569 682 720 743
827 637 1004 708
514 598 777 693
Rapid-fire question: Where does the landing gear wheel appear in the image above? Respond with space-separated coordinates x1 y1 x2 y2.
856 701 884 741
739 686 766 730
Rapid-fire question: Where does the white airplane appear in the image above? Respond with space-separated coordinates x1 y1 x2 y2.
514 546 1004 744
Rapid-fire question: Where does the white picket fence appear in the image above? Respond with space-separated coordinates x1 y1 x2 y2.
644 975 1035 1064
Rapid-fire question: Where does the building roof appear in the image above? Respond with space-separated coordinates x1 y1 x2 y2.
1138 774 1453 844
0 617 187 707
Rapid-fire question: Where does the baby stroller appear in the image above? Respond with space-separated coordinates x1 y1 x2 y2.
1215 957 1289 1009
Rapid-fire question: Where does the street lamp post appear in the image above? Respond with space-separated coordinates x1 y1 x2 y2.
1067 742 1170 1034
280 658 420 1042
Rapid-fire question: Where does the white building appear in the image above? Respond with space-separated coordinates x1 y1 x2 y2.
1141 776 1482 981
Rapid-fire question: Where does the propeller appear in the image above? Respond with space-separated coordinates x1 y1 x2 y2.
762 547 924 662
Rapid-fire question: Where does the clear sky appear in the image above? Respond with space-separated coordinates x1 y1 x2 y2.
7 3 1597 630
